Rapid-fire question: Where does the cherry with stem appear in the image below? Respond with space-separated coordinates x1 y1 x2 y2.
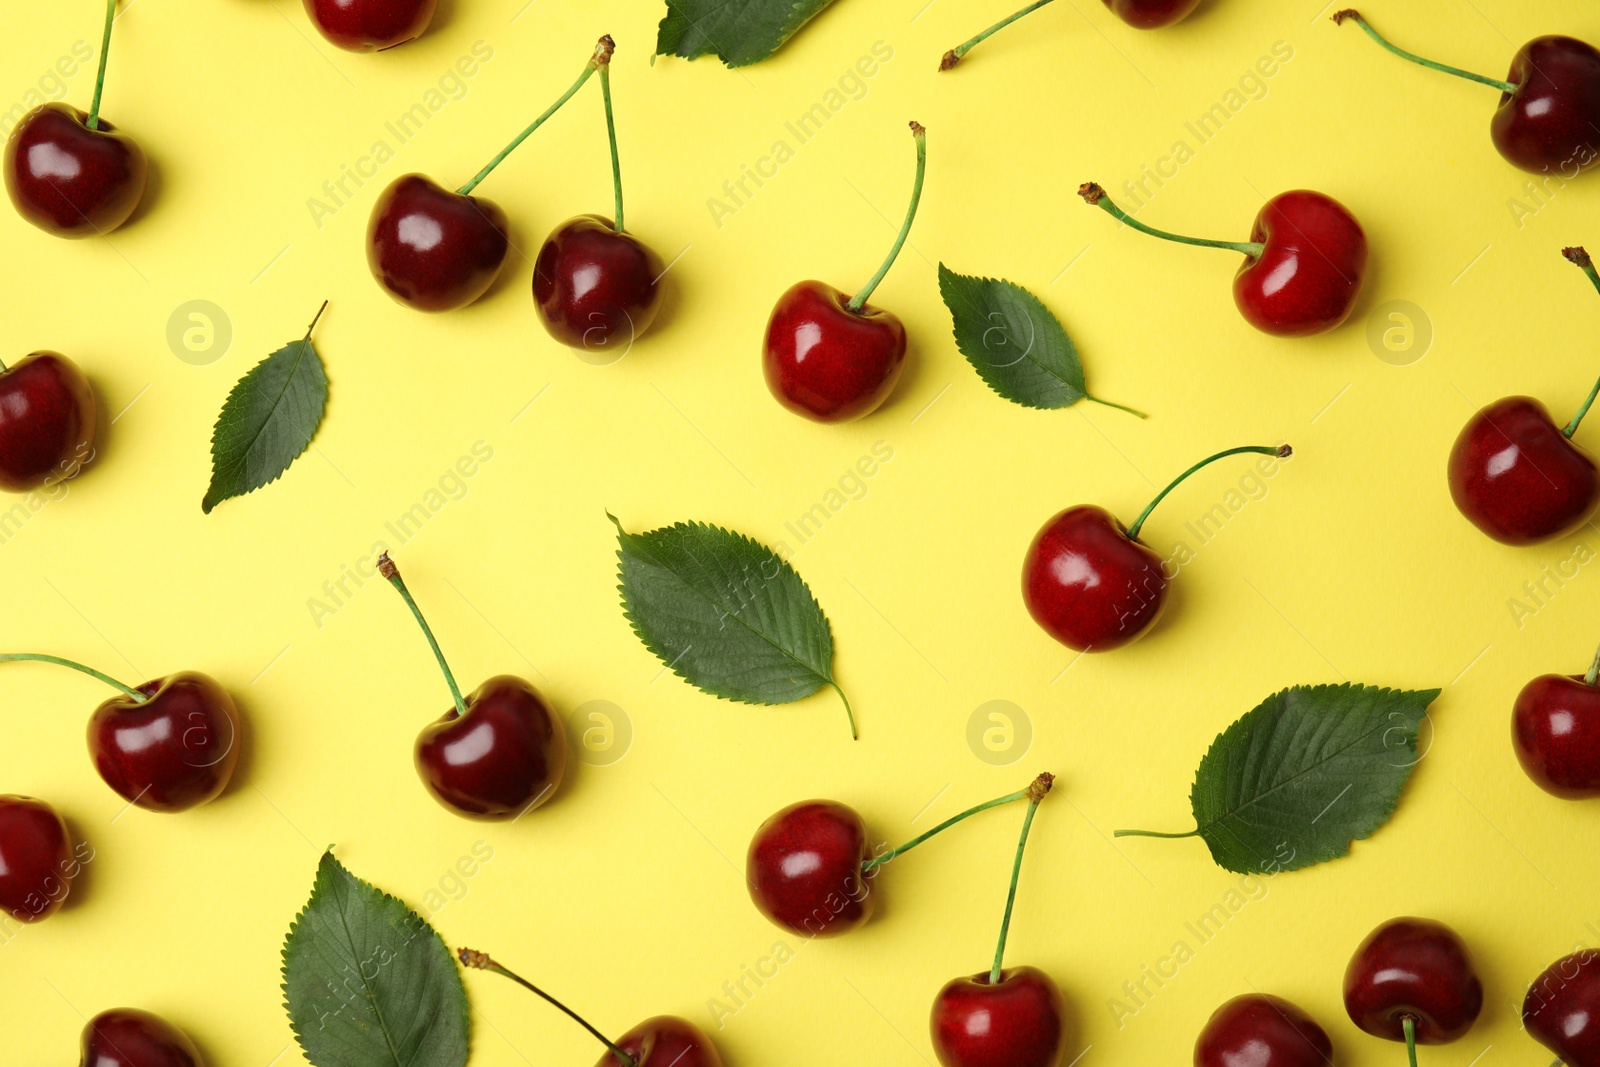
459 950 637 1067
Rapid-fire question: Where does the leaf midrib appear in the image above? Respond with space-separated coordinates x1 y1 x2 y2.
328 876 408 1067
215 339 314 482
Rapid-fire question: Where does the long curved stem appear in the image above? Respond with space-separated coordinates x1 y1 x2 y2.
87 0 117 130
940 0 1057 71
458 950 636 1067
1125 444 1290 542
378 554 466 717
0 653 145 702
1562 247 1600 438
829 682 858 741
863 773 1046 873
1113 827 1199 839
1080 183 1263 257
457 39 608 196
1332 11 1515 93
595 37 625 232
990 773 1052 983
848 122 926 312
1402 1016 1419 1067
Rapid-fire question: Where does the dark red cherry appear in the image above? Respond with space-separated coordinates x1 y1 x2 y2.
1194 994 1333 1067
597 1016 724 1067
301 0 438 52
1513 665 1600 798
88 672 241 813
763 280 907 422
1103 0 1202 29
533 215 664 354
1448 397 1599 545
366 174 510 312
1022 505 1165 653
80 1009 205 1067
1492 37 1600 175
415 675 567 819
0 795 74 924
0 351 96 493
746 800 874 937
931 967 1066 1067
1525 950 1600 1067
4 103 146 238
1344 917 1483 1045
1233 191 1368 337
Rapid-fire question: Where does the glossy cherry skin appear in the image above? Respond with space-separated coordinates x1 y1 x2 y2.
746 800 875 937
0 795 74 924
1194 994 1333 1067
88 672 241 813
931 967 1066 1067
1524 950 1600 1067
1232 191 1367 337
1102 0 1201 29
367 174 510 312
533 215 664 354
596 1016 724 1067
763 280 907 422
1022 505 1166 652
414 675 566 820
0 351 96 493
301 0 438 51
1513 673 1600 798
1491 37 1600 176
1344 917 1483 1044
81 1009 205 1067
1448 396 1599 545
4 103 146 238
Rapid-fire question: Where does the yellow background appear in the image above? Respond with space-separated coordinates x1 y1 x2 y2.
4 0 1599 1062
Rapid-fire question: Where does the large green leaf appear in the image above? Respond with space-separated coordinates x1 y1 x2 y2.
655 0 838 67
282 852 469 1067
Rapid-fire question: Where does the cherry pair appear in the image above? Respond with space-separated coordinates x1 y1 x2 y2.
941 0 1203 72
302 0 436 52
369 36 663 356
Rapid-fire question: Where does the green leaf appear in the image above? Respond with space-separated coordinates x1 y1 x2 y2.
1122 683 1441 874
202 316 328 514
612 513 855 734
655 0 838 67
283 852 469 1067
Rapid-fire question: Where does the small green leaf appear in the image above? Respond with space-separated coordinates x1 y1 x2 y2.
655 0 838 67
283 852 469 1067
202 309 329 514
612 513 856 735
1120 683 1441 874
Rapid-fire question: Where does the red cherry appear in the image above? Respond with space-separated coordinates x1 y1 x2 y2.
1103 0 1202 29
1194 994 1333 1067
746 800 876 937
1081 183 1365 337
931 967 1066 1067
1022 445 1290 652
0 351 96 493
301 0 438 52
367 174 510 312
0 794 75 923
1344 917 1483 1045
1513 652 1600 797
533 216 664 354
80 1009 205 1067
415 675 567 819
1524 950 1600 1067
1448 397 1599 545
5 103 146 238
88 671 242 813
764 122 925 422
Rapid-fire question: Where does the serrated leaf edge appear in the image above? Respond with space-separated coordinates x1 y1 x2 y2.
936 263 1083 411
203 336 327 514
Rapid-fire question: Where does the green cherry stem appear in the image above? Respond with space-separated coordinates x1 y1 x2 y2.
1080 183 1264 257
458 949 638 1067
0 653 146 702
595 35 625 232
1332 11 1516 93
1585 634 1600 687
863 772 1047 874
87 0 117 130
1561 247 1600 438
457 38 608 196
990 772 1053 983
1124 444 1291 542
940 0 1056 71
848 122 927 312
1402 1015 1419 1067
378 553 466 717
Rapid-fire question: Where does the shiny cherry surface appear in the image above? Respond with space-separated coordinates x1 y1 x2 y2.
0 794 74 924
595 1016 724 1067
533 215 664 354
301 0 438 51
1233 191 1367 337
1022 505 1167 652
1344 917 1483 1044
367 174 510 312
1513 673 1600 798
4 103 146 238
1524 950 1600 1067
763 280 907 422
414 675 567 820
0 351 96 493
1448 396 1600 545
81 1009 205 1067
88 671 241 813
746 800 875 937
1102 0 1202 29
931 966 1066 1067
1491 36 1600 175
1194 994 1333 1067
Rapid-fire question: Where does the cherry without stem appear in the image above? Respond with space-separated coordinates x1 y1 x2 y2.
0 794 75 924
1524 949 1600 1067
1194 994 1333 1067
80 1008 206 1067
0 351 96 493
302 0 438 52
940 0 1198 70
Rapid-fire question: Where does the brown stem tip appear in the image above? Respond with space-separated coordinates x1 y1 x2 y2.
1078 182 1105 205
594 34 615 65
1331 9 1361 24
1028 772 1055 802
939 49 961 71
909 120 925 136
1565 246 1593 268
458 947 492 969
377 552 397 580
1276 444 1293 458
